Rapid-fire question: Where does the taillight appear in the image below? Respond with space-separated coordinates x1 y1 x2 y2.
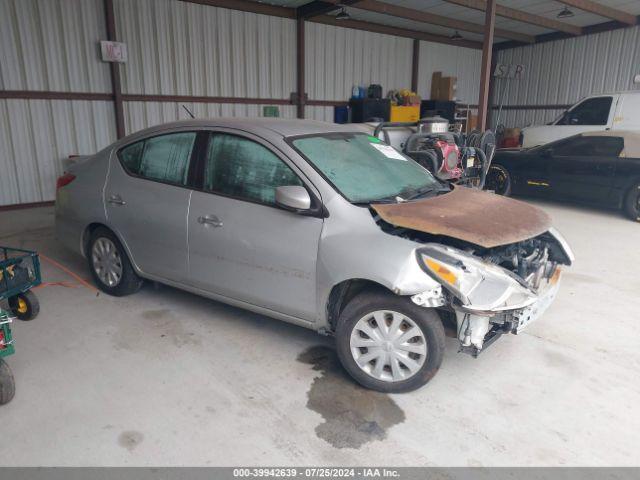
56 172 76 191
0 329 6 350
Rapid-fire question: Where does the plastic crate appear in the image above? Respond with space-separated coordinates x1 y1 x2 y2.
0 311 14 358
0 247 41 300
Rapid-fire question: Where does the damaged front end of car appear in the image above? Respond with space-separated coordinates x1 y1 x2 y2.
410 228 573 356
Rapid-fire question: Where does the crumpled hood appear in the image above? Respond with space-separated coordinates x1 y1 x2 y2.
371 186 552 248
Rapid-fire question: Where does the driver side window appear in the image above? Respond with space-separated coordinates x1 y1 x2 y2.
203 133 304 206
558 97 612 126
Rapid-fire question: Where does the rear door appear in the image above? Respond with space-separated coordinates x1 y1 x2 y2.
187 130 324 321
105 130 203 283
547 135 623 203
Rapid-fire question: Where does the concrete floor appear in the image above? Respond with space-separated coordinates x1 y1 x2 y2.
0 199 638 466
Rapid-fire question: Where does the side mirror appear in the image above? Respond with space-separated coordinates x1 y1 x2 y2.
275 186 311 211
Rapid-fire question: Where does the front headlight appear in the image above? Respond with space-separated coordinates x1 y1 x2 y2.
417 244 537 312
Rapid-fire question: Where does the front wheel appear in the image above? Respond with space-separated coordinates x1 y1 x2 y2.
485 164 512 196
9 291 39 321
335 291 445 393
0 359 15 405
623 182 640 222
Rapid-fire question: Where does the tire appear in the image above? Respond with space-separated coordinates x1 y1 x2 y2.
88 227 143 296
623 182 640 222
335 290 445 393
8 291 39 321
485 164 512 196
0 359 15 405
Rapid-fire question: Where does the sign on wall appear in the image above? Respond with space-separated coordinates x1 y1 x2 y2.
494 63 525 79
100 41 127 63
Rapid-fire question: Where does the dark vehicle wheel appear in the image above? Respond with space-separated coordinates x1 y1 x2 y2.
8 291 39 321
335 290 445 393
88 227 143 296
623 182 640 222
485 164 511 196
0 359 15 405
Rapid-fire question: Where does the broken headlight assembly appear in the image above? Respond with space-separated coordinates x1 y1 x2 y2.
416 244 538 313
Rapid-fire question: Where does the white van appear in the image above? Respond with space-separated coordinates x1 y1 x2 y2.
520 91 640 148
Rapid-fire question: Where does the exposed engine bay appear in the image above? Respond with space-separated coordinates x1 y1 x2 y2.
371 199 573 357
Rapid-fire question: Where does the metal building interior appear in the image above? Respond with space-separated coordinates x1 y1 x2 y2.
0 0 639 473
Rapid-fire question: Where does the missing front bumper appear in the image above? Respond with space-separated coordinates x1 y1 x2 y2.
454 274 561 357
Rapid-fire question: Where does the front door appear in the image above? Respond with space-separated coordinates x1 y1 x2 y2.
188 131 323 321
105 130 201 283
547 134 622 203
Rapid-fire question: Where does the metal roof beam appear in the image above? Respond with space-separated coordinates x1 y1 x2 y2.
297 1 363 19
311 14 483 49
330 0 535 43
443 0 582 36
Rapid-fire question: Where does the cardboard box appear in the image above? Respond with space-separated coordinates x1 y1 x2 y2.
439 76 457 101
430 72 442 100
467 114 478 132
430 71 457 101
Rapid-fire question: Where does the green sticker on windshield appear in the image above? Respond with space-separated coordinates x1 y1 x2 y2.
367 135 381 143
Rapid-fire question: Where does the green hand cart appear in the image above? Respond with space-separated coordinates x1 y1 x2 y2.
0 246 42 405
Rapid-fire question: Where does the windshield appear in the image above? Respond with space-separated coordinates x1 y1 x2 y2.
290 132 442 203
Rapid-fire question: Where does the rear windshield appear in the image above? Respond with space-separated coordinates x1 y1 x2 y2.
290 132 440 203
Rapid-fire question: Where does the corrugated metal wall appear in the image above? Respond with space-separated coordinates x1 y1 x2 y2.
124 102 297 133
0 0 486 206
0 0 111 92
417 40 482 104
114 0 296 99
494 25 640 128
305 22 413 122
0 0 114 206
113 0 299 133
0 99 116 206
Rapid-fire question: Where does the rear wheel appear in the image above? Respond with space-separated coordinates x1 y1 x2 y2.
88 227 143 296
485 164 511 196
8 291 39 321
335 291 445 393
623 182 640 222
0 359 15 405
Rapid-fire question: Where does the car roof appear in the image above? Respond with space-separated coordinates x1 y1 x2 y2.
123 118 361 141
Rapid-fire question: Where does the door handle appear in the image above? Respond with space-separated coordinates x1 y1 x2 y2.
108 195 126 206
197 215 223 227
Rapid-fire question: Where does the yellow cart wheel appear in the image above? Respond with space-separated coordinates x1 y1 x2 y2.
8 291 40 321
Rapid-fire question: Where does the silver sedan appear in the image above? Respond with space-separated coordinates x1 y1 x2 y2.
55 118 573 392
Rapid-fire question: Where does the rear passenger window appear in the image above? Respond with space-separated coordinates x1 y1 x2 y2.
554 136 624 157
118 132 197 186
119 141 144 174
